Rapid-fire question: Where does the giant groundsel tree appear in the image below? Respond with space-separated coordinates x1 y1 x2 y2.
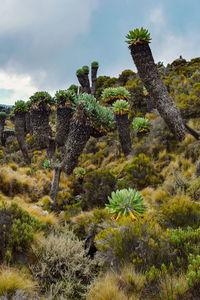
126 27 186 141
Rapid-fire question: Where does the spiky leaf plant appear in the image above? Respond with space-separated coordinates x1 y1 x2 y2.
76 68 84 76
13 100 28 113
106 188 145 220
74 167 86 178
112 99 130 115
29 91 54 107
54 90 77 106
68 84 78 94
101 87 130 103
132 117 150 132
76 93 116 132
125 27 151 45
91 61 99 68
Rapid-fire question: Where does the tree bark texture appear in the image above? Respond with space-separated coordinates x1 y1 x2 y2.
116 114 132 156
91 66 98 96
83 73 91 93
30 107 52 149
14 112 30 164
0 119 5 145
61 117 91 175
129 43 186 141
25 112 33 134
50 166 61 203
55 106 73 146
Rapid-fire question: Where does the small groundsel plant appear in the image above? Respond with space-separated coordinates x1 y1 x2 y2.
74 167 86 178
76 93 116 132
125 27 151 45
29 91 54 107
112 99 130 115
132 117 150 132
42 159 51 169
106 188 146 220
101 87 130 103
13 100 28 113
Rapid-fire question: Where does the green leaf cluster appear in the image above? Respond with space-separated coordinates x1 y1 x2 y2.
112 99 130 114
101 87 130 103
68 84 78 94
106 188 145 219
54 90 77 106
0 112 8 120
132 117 150 132
76 93 116 132
74 167 86 177
42 159 51 169
13 100 28 113
76 68 84 76
82 65 89 74
29 91 54 106
125 27 151 45
91 61 99 68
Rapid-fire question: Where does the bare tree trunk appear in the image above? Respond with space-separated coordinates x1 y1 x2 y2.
14 112 30 164
50 166 61 203
55 105 73 146
116 113 132 156
25 112 33 134
30 106 52 149
0 119 5 146
83 73 91 93
91 65 98 96
129 42 186 141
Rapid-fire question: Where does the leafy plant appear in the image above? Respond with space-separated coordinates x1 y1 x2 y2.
13 100 28 113
68 84 78 94
112 99 130 114
132 117 150 132
76 68 84 76
106 188 146 220
91 61 99 68
76 93 116 132
101 87 130 103
186 254 200 287
42 159 51 169
54 90 77 106
0 112 7 120
125 27 151 45
82 65 89 74
74 167 86 178
29 91 54 106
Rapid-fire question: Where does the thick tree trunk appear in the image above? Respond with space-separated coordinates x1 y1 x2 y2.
25 112 33 134
83 73 91 93
129 43 186 141
61 117 91 175
14 112 30 164
30 106 52 149
50 166 61 204
91 66 98 96
116 113 132 156
55 106 73 146
0 119 5 145
77 74 86 91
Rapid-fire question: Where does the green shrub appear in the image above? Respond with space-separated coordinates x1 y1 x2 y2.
187 178 200 200
0 202 45 262
120 154 163 190
160 195 200 228
82 170 117 210
186 254 200 287
106 188 145 220
74 167 86 178
42 159 51 169
31 227 95 299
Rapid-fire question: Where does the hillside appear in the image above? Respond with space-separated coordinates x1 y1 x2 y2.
0 56 200 300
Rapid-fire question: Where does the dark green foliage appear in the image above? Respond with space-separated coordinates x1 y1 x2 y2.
0 202 44 262
68 84 78 94
120 154 163 190
82 65 89 74
76 68 84 76
0 112 7 120
54 89 77 106
13 100 28 113
91 61 99 68
29 91 54 106
82 170 117 209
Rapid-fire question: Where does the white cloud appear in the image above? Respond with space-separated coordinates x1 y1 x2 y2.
0 69 37 105
148 7 165 27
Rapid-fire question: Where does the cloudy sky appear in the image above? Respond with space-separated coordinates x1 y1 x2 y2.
0 0 200 105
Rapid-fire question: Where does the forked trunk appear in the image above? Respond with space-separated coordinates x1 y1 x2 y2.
129 43 186 141
91 66 98 96
55 105 73 146
14 112 30 164
116 113 132 156
30 106 52 149
61 116 91 175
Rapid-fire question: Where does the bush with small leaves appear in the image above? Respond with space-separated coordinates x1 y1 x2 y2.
132 117 150 132
31 227 95 299
106 188 145 220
